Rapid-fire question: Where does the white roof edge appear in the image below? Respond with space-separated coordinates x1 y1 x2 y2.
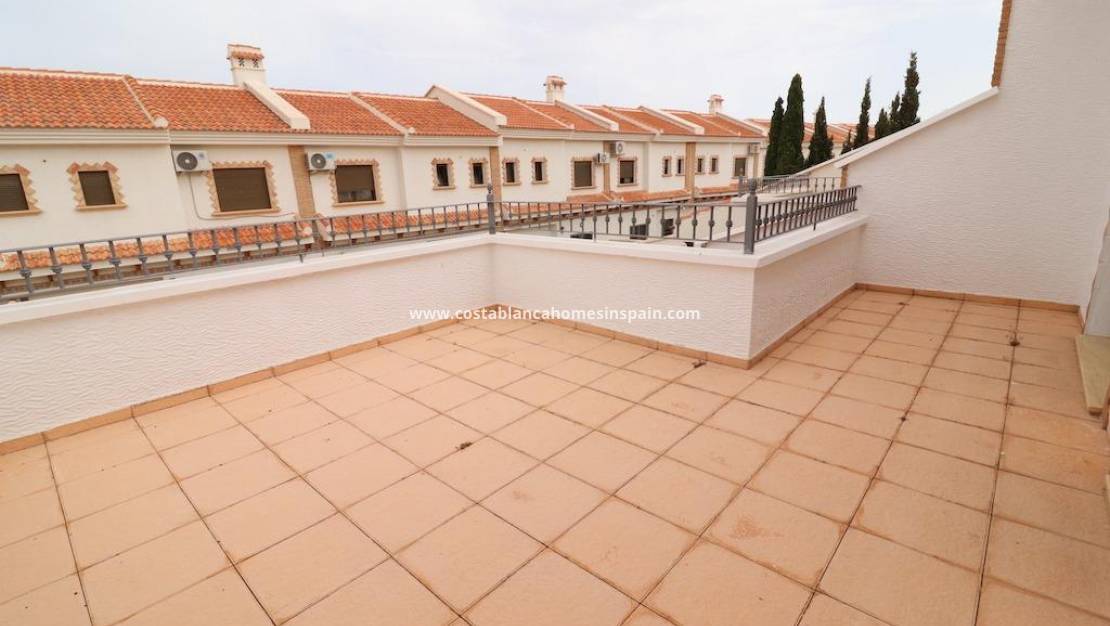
557 101 618 131
424 84 507 130
713 112 767 137
348 94 412 135
641 107 703 135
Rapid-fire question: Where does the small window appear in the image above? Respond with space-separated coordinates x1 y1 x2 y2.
0 173 30 213
696 157 705 174
334 164 377 203
618 159 636 185
212 167 271 213
504 160 518 184
471 161 486 186
662 157 671 176
78 171 117 206
709 156 719 174
675 157 685 175
660 217 675 237
733 157 747 178
533 159 547 183
434 162 452 188
572 160 594 188
629 223 648 240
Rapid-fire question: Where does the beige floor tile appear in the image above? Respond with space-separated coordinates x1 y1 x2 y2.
439 326 499 348
492 410 588 459
446 392 534 433
626 352 698 380
69 485 197 570
507 322 572 345
1000 435 1108 493
46 420 138 456
910 387 1005 431
315 380 399 417
383 415 481 467
500 372 579 407
647 541 809 626
81 521 227 626
617 457 734 533
986 519 1110 619
932 350 1012 380
603 405 697 452
798 593 886 626
1014 345 1078 370
824 319 884 339
961 302 1018 320
1018 319 1081 338
337 347 416 379
305 443 415 508
836 308 893 327
276 362 341 384
677 363 757 396
809 396 903 439
888 315 950 336
706 400 801 447
944 336 1013 362
272 420 372 474
555 498 693 599
1018 308 1080 325
849 355 928 386
786 344 860 371
738 380 825 416
0 526 75 605
1011 361 1083 390
854 480 988 570
623 606 676 626
830 373 917 411
374 363 452 393
469 335 534 358
805 331 872 354
708 489 844 586
0 451 51 498
666 426 768 484
137 398 237 450
179 450 294 515
878 443 995 511
949 324 1013 345
750 451 870 523
427 438 537 500
993 471 1110 549
461 359 533 389
219 384 308 422
466 318 531 334
411 377 490 412
543 356 616 385
786 420 888 475
467 549 634 626
425 347 494 374
350 473 469 553
160 426 262 479
503 343 573 370
384 335 458 361
0 487 62 549
549 431 656 493
286 559 455 626
589 369 669 402
864 340 937 365
345 396 436 440
58 454 173 520
542 330 612 355
924 367 1009 403
1017 332 1077 353
483 465 605 542
50 427 154 484
877 327 944 350
1009 382 1090 419
581 340 654 367
206 479 334 562
896 413 1001 466
244 401 337 446
398 506 541 611
240 515 386 623
547 387 633 428
976 579 1110 626
116 569 270 626
0 575 90 626
765 360 842 392
820 529 979 626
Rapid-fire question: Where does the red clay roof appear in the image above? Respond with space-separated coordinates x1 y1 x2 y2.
602 107 692 135
469 95 568 131
133 81 290 132
277 90 400 136
579 106 652 134
665 111 738 137
518 100 610 132
698 114 765 139
0 71 155 129
357 94 497 137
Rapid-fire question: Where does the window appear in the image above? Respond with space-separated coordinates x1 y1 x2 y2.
0 172 30 213
471 161 486 186
78 171 117 206
68 163 124 209
334 164 378 203
733 157 747 178
696 157 705 174
660 217 675 237
504 160 519 185
572 160 594 188
433 161 452 188
618 159 636 185
675 157 685 175
212 167 272 213
709 156 719 174
532 159 547 183
662 157 671 176
629 223 648 240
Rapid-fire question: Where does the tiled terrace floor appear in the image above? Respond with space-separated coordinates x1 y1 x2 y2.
2 289 1109 626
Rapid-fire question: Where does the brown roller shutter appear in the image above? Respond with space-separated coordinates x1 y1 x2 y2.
0 174 29 212
213 167 271 212
78 171 116 206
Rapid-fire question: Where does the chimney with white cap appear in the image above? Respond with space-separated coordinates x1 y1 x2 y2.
708 94 724 115
224 43 310 130
544 75 566 102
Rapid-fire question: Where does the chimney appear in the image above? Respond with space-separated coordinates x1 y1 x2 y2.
708 94 724 115
227 44 267 86
544 75 566 102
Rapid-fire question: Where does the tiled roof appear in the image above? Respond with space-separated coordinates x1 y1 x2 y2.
518 100 609 132
356 94 497 137
0 70 155 129
277 90 400 136
469 95 568 131
665 111 739 137
132 81 291 132
578 106 652 134
602 107 692 136
698 114 765 139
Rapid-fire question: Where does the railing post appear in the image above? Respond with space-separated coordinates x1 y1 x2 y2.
743 178 758 254
486 184 496 235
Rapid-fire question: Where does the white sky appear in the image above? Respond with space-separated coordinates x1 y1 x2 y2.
1 0 1002 124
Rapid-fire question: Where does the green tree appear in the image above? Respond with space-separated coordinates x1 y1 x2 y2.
889 92 902 132
763 97 785 177
873 107 891 139
841 130 853 155
897 51 920 129
776 74 806 175
852 78 871 149
804 97 834 167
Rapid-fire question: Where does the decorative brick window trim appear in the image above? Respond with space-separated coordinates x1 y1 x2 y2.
431 158 455 190
467 157 489 188
501 158 522 186
570 157 597 190
695 154 706 175
0 164 40 216
731 155 748 179
709 155 720 175
616 156 638 187
530 157 548 184
329 158 385 208
66 162 126 211
662 156 672 177
675 157 686 176
205 160 280 216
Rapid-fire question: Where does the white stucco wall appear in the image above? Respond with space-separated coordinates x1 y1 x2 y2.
174 144 302 229
399 145 492 208
645 142 688 194
499 137 606 203
305 146 404 215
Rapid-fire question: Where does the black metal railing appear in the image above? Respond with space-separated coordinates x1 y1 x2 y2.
743 184 860 253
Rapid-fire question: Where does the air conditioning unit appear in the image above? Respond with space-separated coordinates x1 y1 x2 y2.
606 141 626 156
306 151 337 172
172 150 211 173
595 152 610 164
748 144 761 155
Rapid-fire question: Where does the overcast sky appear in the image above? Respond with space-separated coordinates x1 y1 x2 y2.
2 0 1001 124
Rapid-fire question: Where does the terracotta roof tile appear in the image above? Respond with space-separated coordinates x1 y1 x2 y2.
0 71 155 129
469 95 568 130
277 90 400 136
602 107 692 135
665 111 735 137
132 81 289 132
518 100 609 132
356 94 497 137
579 106 653 134
697 114 765 139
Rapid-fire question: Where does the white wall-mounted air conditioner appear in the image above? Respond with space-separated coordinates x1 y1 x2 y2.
172 150 211 173
607 141 626 156
595 152 610 164
306 151 337 172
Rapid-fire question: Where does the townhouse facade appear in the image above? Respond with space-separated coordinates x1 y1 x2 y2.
0 45 765 249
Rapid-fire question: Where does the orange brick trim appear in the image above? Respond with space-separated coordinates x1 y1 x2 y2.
467 157 490 189
662 156 673 177
431 158 455 190
0 164 40 216
708 155 720 175
854 282 1079 312
287 146 316 217
328 158 385 208
695 154 707 175
205 160 280 216
615 156 638 187
501 157 522 186
570 157 598 190
66 161 127 210
991 0 1013 87
530 157 548 184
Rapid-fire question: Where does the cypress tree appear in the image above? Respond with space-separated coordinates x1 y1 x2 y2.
897 51 920 129
841 131 853 155
804 97 833 167
873 108 891 140
852 78 871 149
763 97 785 177
889 92 902 132
776 74 806 175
